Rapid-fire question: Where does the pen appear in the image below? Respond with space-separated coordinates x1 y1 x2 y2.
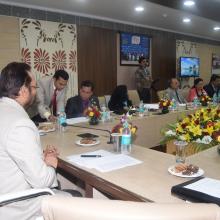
80 155 102 158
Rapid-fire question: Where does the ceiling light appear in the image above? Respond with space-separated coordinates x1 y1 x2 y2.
214 26 220 31
135 6 144 12
183 18 191 23
162 13 168 18
184 1 195 7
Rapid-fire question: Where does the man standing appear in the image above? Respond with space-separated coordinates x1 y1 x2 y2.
65 80 100 118
165 78 186 103
0 62 59 219
135 56 152 103
204 74 220 98
32 69 69 123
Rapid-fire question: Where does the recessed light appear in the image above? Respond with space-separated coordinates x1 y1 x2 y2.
135 6 144 12
183 18 191 23
163 13 168 18
214 26 220 31
184 1 195 7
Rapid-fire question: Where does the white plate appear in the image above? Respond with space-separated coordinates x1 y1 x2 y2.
168 165 204 178
75 139 100 147
38 122 56 133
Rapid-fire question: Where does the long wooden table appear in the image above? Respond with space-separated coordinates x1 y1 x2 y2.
41 126 220 203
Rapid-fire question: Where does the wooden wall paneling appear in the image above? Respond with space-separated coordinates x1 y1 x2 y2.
77 26 117 96
151 33 176 96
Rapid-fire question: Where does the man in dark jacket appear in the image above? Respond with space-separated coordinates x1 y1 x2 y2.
65 80 100 118
204 74 220 98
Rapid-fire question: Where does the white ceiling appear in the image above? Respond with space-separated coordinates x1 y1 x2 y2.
1 0 220 42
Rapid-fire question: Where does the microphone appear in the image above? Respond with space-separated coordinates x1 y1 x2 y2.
66 124 113 144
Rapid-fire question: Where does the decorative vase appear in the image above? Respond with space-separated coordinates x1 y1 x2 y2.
89 117 99 125
162 107 169 114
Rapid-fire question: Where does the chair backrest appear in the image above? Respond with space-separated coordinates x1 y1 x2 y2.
127 90 140 106
98 96 106 107
41 196 220 220
157 90 166 100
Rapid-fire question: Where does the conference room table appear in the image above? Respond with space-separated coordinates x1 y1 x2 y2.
40 125 220 203
67 108 196 149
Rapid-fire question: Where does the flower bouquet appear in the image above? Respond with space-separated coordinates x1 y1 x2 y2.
159 98 172 114
200 94 211 107
86 106 101 125
162 107 220 155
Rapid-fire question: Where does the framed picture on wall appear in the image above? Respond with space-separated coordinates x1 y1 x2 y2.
120 32 150 66
211 53 220 75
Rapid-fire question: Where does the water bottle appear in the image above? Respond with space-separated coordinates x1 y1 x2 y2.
193 96 199 108
171 98 177 111
121 121 132 154
213 94 218 106
58 110 66 132
139 100 144 117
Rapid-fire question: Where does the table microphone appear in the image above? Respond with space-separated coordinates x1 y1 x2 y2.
64 123 113 144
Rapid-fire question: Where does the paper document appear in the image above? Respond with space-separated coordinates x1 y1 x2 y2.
144 103 159 110
92 154 142 172
67 150 113 168
66 117 88 125
184 178 220 198
67 150 142 172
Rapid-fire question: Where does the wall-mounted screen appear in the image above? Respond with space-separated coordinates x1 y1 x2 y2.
120 32 150 66
179 57 200 77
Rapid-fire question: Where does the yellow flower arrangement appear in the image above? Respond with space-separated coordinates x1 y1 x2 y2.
159 99 172 108
162 107 220 146
200 95 211 106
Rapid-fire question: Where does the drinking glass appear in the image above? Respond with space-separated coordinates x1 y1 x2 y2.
174 140 188 163
111 133 122 152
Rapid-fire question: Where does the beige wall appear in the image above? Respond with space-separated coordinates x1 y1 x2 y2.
0 16 20 70
197 43 220 84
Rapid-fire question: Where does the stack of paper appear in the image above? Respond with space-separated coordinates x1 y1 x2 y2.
66 117 89 125
144 103 159 110
66 150 142 172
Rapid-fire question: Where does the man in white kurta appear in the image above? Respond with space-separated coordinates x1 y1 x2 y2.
0 62 58 219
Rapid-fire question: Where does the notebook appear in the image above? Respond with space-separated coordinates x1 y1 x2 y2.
171 177 220 205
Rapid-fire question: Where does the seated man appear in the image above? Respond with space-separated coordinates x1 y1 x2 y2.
65 80 100 118
204 74 220 98
165 78 186 103
32 69 69 123
0 62 60 219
